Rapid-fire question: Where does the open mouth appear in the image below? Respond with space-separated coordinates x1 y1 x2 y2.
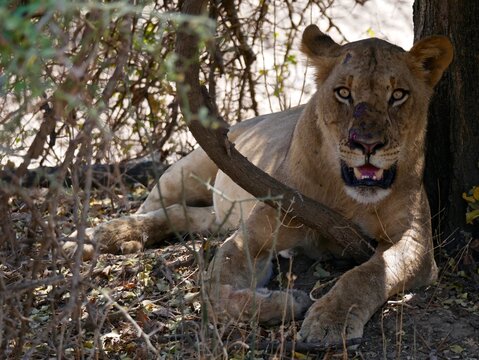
341 161 396 189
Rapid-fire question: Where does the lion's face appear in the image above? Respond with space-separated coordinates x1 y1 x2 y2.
301 26 453 204
315 41 429 204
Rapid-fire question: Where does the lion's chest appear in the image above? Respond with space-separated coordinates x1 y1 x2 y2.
347 203 409 244
351 212 384 240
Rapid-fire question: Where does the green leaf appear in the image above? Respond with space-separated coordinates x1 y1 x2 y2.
286 54 297 65
450 344 464 354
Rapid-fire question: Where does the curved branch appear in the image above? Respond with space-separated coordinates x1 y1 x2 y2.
175 0 374 263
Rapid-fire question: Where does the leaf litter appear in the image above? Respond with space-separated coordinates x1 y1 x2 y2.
2 187 478 359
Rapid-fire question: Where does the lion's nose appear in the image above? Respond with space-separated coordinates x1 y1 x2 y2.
348 130 385 155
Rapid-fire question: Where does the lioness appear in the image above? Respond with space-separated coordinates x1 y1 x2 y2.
64 25 453 344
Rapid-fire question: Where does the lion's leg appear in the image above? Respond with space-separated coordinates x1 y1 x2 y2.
64 148 219 258
206 203 312 324
299 214 437 346
63 204 219 259
137 147 218 214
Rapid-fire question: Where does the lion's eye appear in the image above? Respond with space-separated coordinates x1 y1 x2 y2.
390 89 409 106
335 87 351 103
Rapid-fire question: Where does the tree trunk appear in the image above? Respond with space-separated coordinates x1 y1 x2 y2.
413 1 479 244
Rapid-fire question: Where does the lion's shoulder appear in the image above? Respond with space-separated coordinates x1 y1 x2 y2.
228 105 305 141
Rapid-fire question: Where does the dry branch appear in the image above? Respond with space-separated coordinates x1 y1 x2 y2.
1 158 166 188
175 0 375 264
235 337 362 355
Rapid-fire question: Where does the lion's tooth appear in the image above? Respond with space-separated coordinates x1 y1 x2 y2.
376 168 384 180
353 167 362 179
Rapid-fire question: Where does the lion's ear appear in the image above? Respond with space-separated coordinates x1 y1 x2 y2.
408 36 453 87
300 25 341 58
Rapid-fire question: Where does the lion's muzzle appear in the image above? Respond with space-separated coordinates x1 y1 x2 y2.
339 101 397 190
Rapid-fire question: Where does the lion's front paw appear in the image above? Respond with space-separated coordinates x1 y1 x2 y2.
62 222 144 260
260 288 313 325
62 227 96 260
298 299 364 348
291 289 314 314
211 285 313 325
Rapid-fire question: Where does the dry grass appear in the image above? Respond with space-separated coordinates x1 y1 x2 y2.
2 186 478 359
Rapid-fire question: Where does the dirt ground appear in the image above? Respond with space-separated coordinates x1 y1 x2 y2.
273 249 479 359
80 241 479 359
3 190 479 359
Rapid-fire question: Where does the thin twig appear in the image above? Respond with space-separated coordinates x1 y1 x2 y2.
101 290 159 355
228 337 362 354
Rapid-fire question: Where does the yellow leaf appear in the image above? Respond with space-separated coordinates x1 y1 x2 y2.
367 27 376 37
473 186 479 200
466 209 479 224
292 352 310 359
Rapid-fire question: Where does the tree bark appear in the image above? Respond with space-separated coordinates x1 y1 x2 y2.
413 1 479 242
175 0 374 263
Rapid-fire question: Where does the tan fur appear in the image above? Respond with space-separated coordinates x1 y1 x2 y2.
64 26 453 345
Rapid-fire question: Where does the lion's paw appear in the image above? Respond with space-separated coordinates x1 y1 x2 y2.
298 300 364 348
261 288 312 324
213 285 313 325
62 223 144 260
247 288 313 325
62 227 97 260
290 289 313 315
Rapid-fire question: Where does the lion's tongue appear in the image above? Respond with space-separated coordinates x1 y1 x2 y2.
353 164 384 180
